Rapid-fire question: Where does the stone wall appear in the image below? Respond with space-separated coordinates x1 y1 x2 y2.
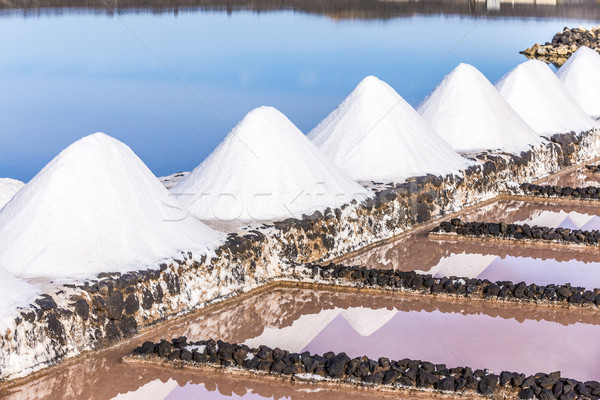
1 130 600 382
127 338 599 400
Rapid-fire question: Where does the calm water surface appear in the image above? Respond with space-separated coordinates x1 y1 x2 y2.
0 10 593 181
4 287 600 400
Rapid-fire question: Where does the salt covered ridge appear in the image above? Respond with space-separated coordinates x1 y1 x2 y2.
0 178 24 209
418 63 543 154
0 266 38 333
557 46 600 118
496 59 596 136
308 76 472 183
0 133 224 279
173 106 370 221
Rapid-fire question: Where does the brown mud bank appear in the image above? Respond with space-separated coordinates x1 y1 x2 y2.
1 131 599 383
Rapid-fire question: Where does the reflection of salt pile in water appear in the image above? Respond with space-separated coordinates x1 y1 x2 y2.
496 59 596 135
0 178 24 209
0 265 38 333
244 309 341 353
516 210 596 230
418 63 543 154
112 378 179 400
557 46 600 118
419 252 498 279
0 133 223 279
173 106 370 221
341 307 398 337
308 76 471 183
244 307 398 353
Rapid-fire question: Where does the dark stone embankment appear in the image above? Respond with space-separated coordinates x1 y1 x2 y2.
127 337 600 400
520 183 600 200
585 164 600 173
433 218 600 247
2 130 599 382
521 26 600 66
298 263 600 309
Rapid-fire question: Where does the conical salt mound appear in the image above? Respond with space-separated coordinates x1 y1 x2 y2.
0 133 223 279
557 46 600 118
0 178 24 210
496 59 596 135
307 76 471 183
173 106 370 221
417 63 543 154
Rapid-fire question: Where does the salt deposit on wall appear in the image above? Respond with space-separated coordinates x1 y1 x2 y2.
0 265 38 333
418 63 543 154
557 47 600 118
496 59 595 135
308 76 471 183
0 178 24 210
0 133 223 279
173 106 371 221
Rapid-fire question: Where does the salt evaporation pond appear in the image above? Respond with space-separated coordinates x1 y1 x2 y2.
342 199 600 289
538 164 600 188
3 287 600 400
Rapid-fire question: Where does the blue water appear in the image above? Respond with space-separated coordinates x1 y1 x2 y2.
0 11 591 181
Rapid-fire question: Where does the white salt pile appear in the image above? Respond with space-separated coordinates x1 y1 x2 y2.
173 106 370 221
0 178 24 210
0 133 223 279
496 59 596 135
159 171 189 190
557 46 600 118
307 76 471 183
417 63 543 154
0 265 38 332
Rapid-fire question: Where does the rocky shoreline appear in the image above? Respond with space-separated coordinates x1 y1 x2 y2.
2 130 600 383
521 26 600 66
126 337 599 400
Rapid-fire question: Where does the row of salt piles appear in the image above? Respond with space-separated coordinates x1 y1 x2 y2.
1 46 600 290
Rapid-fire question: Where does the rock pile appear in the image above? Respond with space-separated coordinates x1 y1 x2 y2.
129 337 600 400
521 183 600 200
433 218 600 246
585 164 600 173
303 263 600 308
521 26 600 66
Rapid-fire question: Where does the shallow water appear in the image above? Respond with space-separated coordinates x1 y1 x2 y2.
341 200 600 288
3 286 600 400
538 167 600 188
